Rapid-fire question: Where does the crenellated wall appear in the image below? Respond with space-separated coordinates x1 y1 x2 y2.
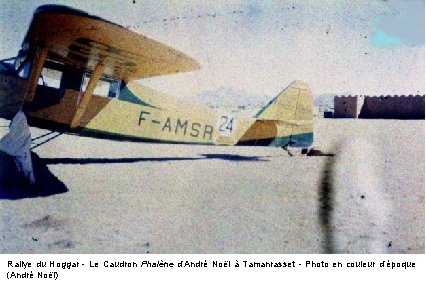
333 95 425 119
358 95 425 119
333 96 364 118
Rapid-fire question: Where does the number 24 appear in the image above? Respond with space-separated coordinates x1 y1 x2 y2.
219 116 234 132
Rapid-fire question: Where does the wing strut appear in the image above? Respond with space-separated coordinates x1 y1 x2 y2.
25 47 48 102
70 61 105 128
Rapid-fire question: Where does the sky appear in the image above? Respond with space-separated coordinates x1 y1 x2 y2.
0 0 424 100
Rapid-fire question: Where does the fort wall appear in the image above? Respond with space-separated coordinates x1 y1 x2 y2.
358 95 425 119
333 96 364 118
333 95 425 119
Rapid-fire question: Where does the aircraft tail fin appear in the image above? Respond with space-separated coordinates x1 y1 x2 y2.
255 80 313 121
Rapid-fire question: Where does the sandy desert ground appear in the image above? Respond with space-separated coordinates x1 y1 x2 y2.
0 118 424 253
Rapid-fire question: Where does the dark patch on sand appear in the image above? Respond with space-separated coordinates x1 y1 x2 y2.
22 214 66 230
48 239 75 249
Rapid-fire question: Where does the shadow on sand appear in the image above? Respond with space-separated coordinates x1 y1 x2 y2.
0 152 68 200
0 152 270 200
307 149 335 157
200 154 270 161
40 153 271 165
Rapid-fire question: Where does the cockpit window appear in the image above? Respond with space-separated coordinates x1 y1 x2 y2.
0 55 32 78
0 57 22 76
38 67 63 89
81 72 120 98
16 57 31 79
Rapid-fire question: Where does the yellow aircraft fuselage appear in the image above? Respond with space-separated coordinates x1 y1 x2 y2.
78 81 314 147
0 72 313 148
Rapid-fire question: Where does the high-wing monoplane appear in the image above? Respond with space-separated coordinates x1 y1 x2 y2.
0 5 314 182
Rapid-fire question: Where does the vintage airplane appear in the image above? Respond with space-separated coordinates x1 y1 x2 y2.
0 5 313 156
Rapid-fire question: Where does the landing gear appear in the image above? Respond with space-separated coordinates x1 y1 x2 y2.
282 146 293 156
282 146 313 156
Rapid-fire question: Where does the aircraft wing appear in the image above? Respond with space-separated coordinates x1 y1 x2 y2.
21 5 200 81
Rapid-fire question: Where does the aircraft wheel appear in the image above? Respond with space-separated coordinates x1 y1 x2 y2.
282 146 302 156
283 146 316 156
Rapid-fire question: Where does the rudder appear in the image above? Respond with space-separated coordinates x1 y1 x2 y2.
255 81 313 121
